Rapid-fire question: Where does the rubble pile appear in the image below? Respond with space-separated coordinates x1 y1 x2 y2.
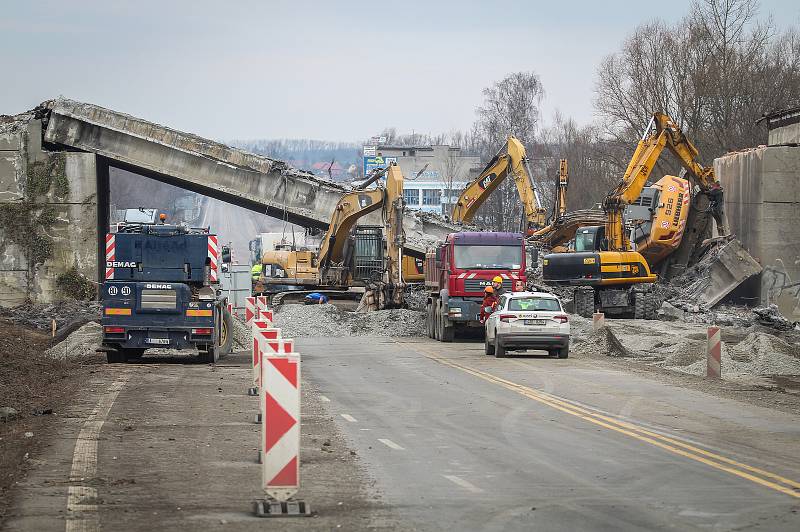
752 304 798 331
274 303 426 338
45 321 102 359
404 286 428 312
0 300 101 331
663 332 800 378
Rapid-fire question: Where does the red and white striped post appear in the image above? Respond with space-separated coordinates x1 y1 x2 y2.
245 296 257 325
248 317 273 396
593 312 605 331
261 350 301 503
707 326 722 378
105 234 116 280
256 296 269 319
253 328 293 421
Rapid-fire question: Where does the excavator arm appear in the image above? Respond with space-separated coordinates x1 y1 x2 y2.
317 187 386 271
604 113 725 251
451 136 546 231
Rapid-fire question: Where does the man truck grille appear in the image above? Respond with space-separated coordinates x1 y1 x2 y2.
140 289 177 309
464 279 505 292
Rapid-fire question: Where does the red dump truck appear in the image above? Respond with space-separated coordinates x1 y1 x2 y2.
425 232 529 341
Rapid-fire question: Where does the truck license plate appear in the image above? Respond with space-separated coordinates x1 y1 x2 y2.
145 338 170 345
524 319 546 326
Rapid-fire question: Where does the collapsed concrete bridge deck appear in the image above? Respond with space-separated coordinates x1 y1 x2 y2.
42 98 461 252
0 98 464 305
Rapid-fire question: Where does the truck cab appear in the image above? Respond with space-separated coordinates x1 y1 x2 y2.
425 232 527 342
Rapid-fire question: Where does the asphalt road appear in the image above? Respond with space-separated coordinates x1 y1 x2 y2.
3 336 799 531
302 336 800 531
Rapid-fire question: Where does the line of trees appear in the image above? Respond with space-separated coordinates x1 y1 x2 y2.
381 0 799 231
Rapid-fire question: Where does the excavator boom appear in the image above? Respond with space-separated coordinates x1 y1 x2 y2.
451 136 546 232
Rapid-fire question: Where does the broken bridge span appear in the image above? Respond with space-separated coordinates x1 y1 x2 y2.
0 98 462 305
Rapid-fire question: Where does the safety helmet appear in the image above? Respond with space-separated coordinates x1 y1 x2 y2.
484 286 494 293
492 276 503 283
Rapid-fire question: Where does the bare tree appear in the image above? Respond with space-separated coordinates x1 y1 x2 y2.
470 72 546 231
595 0 800 176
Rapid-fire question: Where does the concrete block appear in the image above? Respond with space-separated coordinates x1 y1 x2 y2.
760 146 800 204
0 154 24 201
701 239 763 307
0 131 22 151
0 270 28 307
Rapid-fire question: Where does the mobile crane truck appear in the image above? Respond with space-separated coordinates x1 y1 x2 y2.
100 208 234 364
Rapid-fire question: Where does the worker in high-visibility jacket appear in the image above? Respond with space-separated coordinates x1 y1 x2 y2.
251 263 263 282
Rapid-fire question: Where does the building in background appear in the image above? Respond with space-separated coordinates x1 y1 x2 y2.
363 142 481 215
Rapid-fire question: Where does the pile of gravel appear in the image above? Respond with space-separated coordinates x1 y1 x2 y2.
0 300 101 331
274 303 426 338
45 321 102 359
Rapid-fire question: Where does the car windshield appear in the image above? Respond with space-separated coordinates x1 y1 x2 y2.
453 245 521 270
507 297 561 312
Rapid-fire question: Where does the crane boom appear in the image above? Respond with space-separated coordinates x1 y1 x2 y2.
451 136 546 232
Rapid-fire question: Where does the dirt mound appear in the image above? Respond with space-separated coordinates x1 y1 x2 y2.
665 332 800 377
572 326 631 358
0 300 100 332
45 322 102 359
274 303 426 338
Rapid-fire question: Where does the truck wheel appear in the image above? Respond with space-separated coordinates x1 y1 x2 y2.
123 348 145 360
434 305 441 341
575 288 594 318
439 307 454 343
426 302 435 338
494 337 506 358
219 308 234 355
633 290 655 320
644 292 658 320
484 334 495 355
106 350 126 364
441 322 454 342
199 346 219 364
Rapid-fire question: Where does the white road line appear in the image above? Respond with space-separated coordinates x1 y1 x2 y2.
378 438 405 450
340 413 357 423
319 395 331 402
66 375 128 532
442 474 484 493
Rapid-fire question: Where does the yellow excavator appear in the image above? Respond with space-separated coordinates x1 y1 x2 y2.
259 164 407 308
543 112 727 318
451 135 547 233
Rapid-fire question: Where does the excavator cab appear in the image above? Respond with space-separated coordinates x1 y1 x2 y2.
573 226 609 252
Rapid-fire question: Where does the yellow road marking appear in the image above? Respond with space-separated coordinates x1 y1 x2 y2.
406 342 800 499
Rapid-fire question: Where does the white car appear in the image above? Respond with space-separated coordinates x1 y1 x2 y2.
484 291 570 358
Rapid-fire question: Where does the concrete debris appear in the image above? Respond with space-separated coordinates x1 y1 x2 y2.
572 325 631 358
404 286 428 312
667 239 761 311
752 304 798 331
656 301 685 322
231 315 252 350
274 303 425 338
0 407 18 422
0 301 101 332
666 332 800 378
569 315 800 381
45 321 102 359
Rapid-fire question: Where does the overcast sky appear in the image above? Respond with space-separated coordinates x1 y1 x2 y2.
2 0 797 142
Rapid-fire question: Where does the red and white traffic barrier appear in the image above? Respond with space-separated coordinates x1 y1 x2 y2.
593 312 605 331
249 317 273 395
257 296 269 319
261 350 301 502
245 296 257 325
707 326 722 378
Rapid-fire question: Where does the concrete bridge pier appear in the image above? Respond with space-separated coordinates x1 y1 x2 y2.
0 115 99 306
